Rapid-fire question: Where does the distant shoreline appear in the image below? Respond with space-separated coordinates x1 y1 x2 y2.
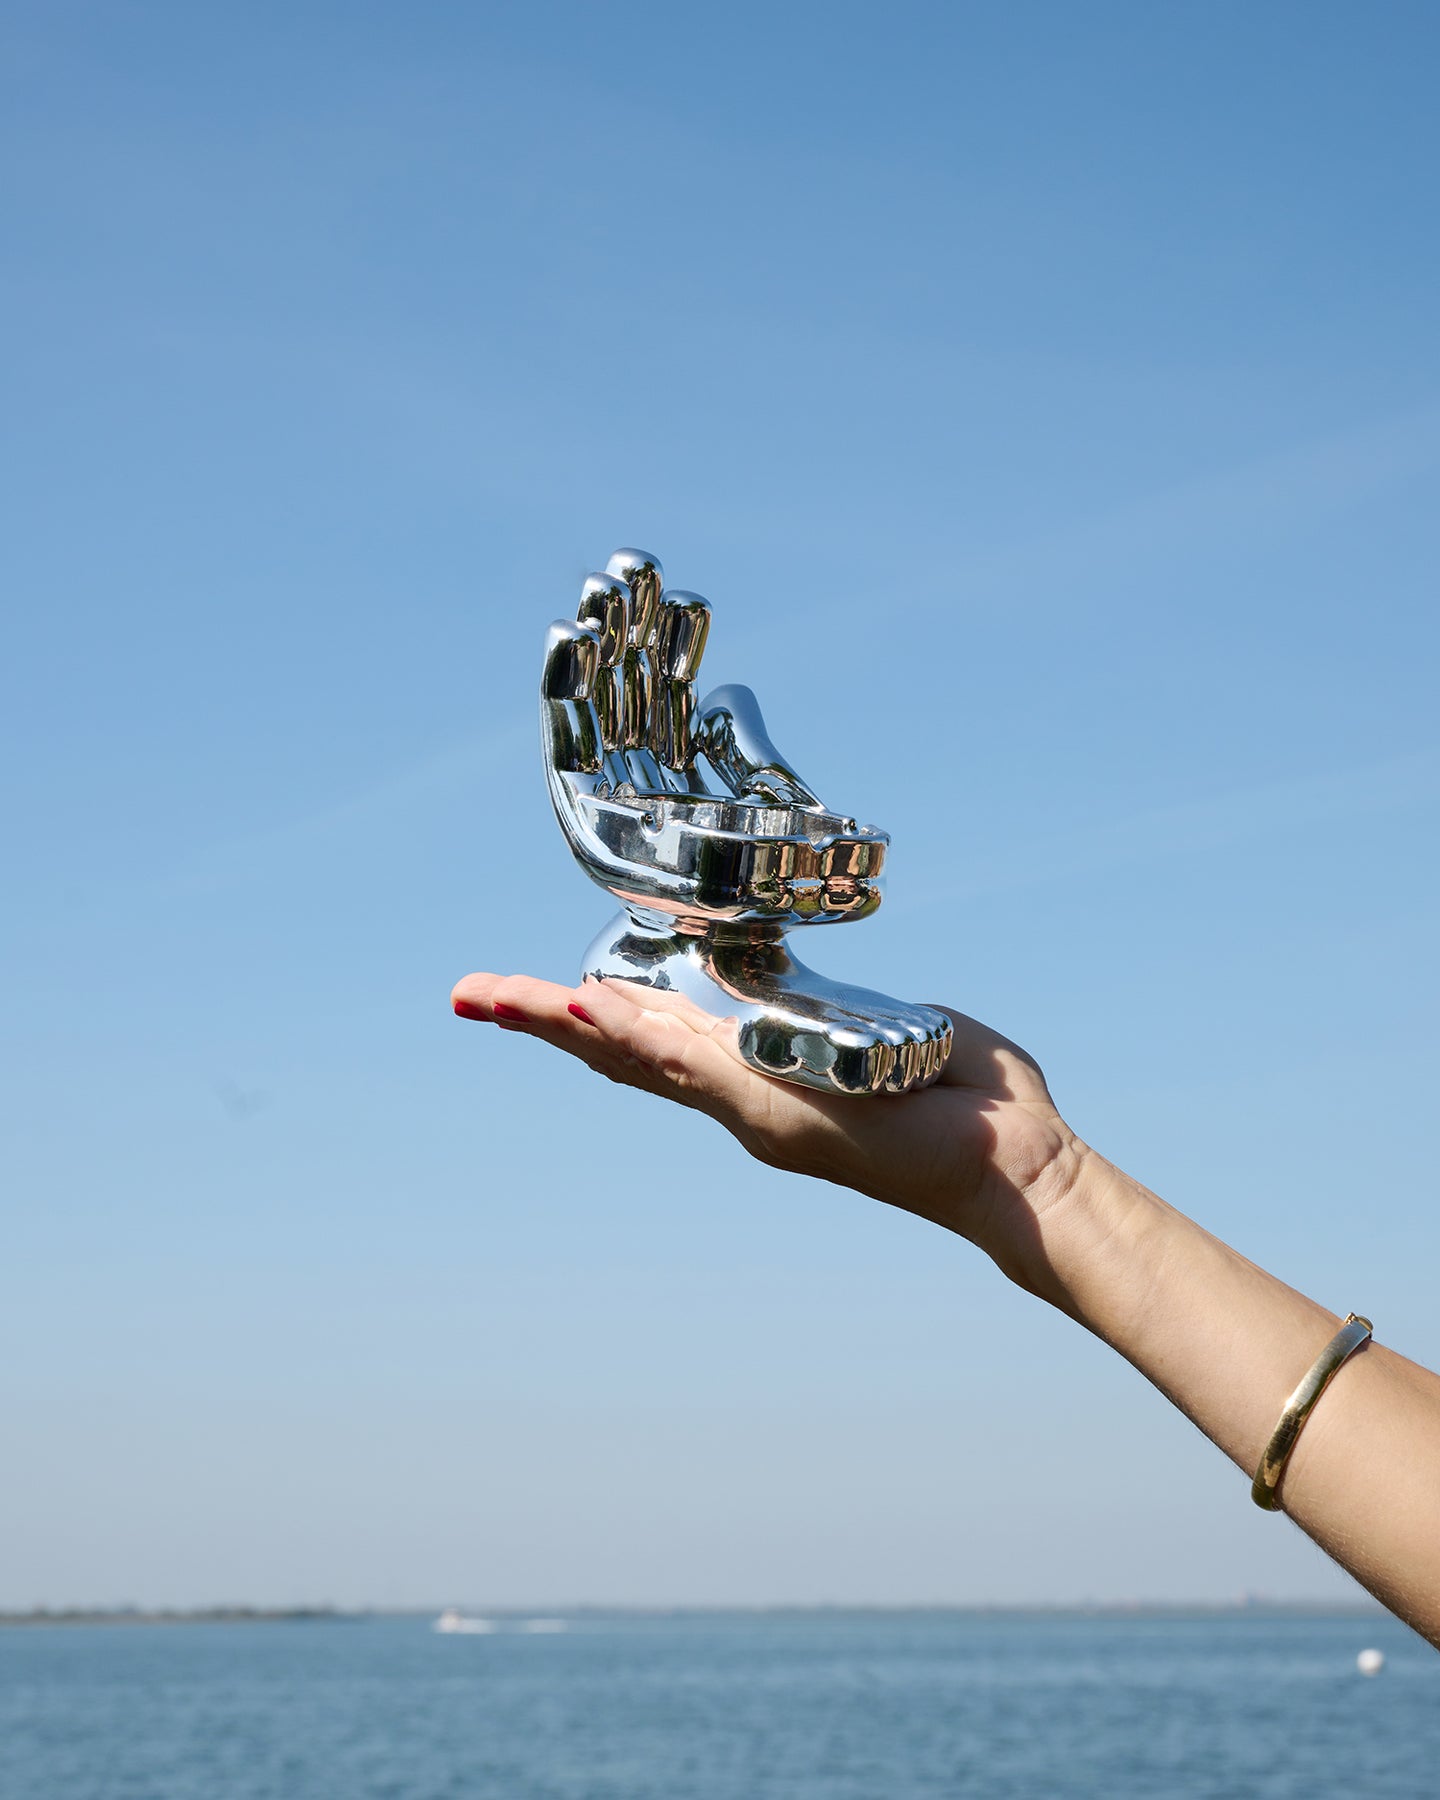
0 1600 1384 1627
0 1607 350 1628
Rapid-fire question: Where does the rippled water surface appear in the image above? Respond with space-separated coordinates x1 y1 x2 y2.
2 1610 1436 1798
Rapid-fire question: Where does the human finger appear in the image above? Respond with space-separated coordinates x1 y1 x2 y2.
449 970 631 1080
589 974 731 1036
451 970 575 1027
572 974 765 1121
448 970 735 1113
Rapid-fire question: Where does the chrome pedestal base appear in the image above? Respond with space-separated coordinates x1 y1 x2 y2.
583 911 952 1098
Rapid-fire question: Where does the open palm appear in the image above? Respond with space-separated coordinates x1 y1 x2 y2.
451 969 1078 1267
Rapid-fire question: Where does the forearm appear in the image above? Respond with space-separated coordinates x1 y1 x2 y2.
1013 1145 1440 1645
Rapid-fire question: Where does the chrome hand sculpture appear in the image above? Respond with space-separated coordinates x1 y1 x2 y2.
542 549 952 1096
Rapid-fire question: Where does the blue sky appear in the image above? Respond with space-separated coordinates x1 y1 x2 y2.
3 1 1437 1608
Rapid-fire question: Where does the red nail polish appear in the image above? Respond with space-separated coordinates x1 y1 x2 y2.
568 1002 596 1026
453 999 487 1021
492 1001 528 1022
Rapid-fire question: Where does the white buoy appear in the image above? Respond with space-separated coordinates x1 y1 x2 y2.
1357 1647 1385 1676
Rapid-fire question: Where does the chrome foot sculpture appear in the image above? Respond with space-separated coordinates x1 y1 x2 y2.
542 549 952 1096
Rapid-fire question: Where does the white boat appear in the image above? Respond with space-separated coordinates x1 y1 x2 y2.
432 1608 496 1635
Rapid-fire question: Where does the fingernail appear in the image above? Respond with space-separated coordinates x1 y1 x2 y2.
492 1002 528 1022
568 1002 596 1026
453 1000 487 1021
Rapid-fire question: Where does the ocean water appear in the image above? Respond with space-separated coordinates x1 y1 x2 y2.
1 1610 1436 1799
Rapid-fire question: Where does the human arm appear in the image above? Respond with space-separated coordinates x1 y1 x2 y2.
451 969 1440 1646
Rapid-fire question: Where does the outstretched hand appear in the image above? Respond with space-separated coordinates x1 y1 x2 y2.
451 970 1086 1285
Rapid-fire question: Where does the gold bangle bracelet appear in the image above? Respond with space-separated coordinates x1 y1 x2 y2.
1251 1313 1373 1511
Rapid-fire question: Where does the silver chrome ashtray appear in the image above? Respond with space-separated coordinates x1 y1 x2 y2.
541 549 950 1096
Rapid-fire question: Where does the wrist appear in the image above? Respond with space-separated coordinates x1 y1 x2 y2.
982 1133 1167 1326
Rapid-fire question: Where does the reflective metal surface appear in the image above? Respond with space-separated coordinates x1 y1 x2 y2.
542 549 951 1096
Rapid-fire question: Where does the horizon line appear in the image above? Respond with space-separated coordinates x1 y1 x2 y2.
1 1597 1385 1623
